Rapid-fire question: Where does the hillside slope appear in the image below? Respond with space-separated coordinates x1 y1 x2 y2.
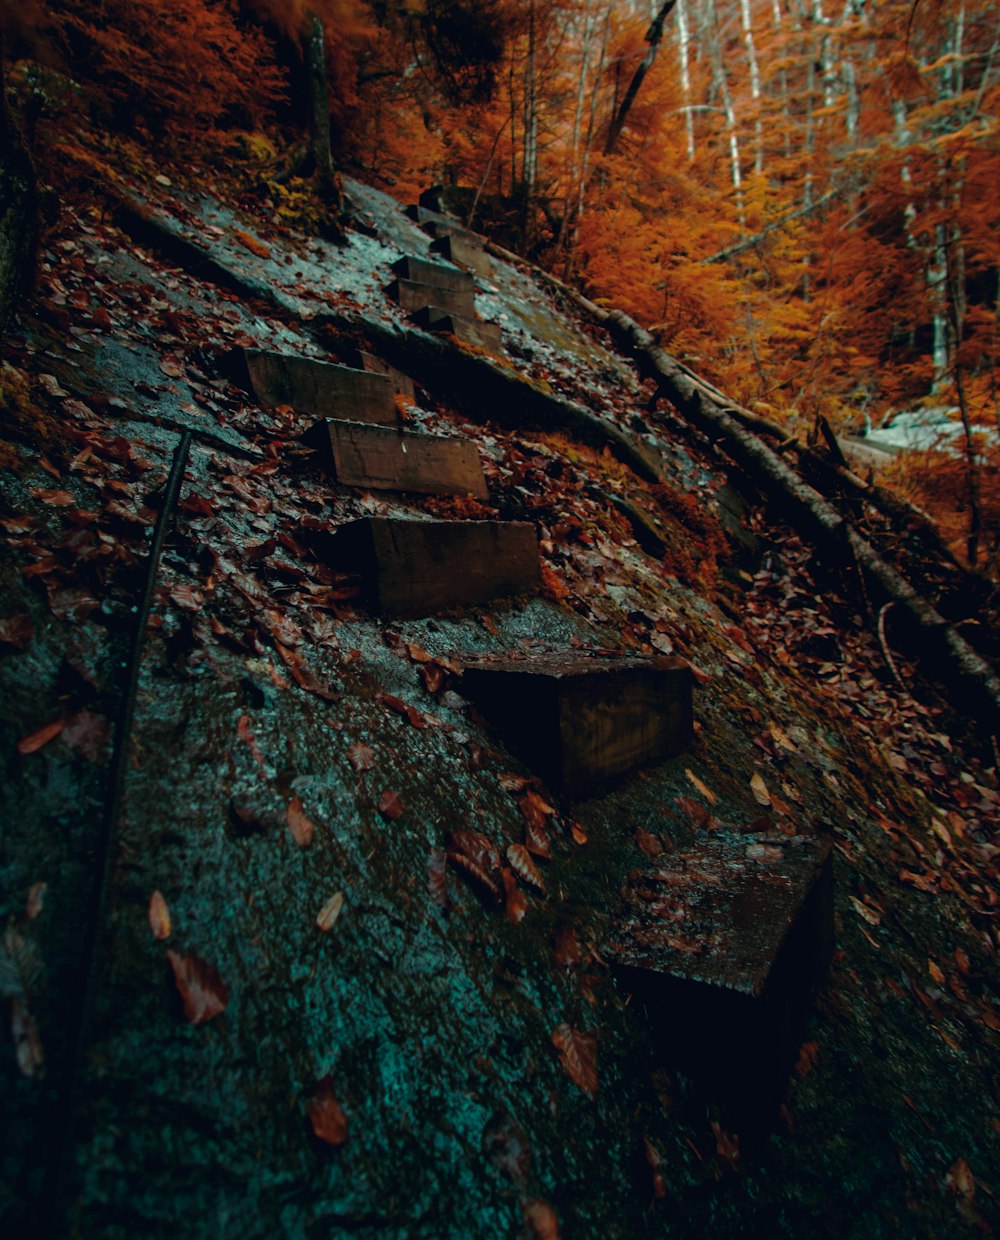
1 155 998 1238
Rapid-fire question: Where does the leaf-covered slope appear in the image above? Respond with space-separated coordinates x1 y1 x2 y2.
0 165 998 1238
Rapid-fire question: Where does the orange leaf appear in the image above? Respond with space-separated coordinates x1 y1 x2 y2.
552 1023 597 1097
286 795 315 846
167 949 228 1025
524 819 552 860
17 718 65 754
308 1076 348 1145
552 925 581 970
148 890 172 940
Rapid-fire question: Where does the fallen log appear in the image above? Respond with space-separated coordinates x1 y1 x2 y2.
602 309 1000 734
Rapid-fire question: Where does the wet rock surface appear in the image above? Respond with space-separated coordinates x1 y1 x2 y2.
0 170 997 1238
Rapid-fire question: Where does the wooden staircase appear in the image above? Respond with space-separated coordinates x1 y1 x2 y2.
240 312 833 1106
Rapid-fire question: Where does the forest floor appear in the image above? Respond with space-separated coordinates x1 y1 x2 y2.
1 130 999 1237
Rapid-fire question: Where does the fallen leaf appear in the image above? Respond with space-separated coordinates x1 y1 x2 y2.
523 1200 560 1239
148 890 172 940
316 891 345 932
675 795 714 829
11 998 44 1078
750 771 771 806
167 949 228 1025
427 849 449 909
946 1157 975 1201
552 925 581 970
0 614 34 650
159 356 185 379
519 789 558 831
794 1040 820 1078
25 882 46 921
498 772 532 794
29 487 74 506
377 790 405 820
643 1136 666 1199
524 818 552 860
61 710 111 763
346 741 376 772
17 718 66 755
506 843 547 893
928 959 945 985
635 827 662 856
502 868 529 923
746 842 783 863
552 1023 598 1097
849 896 881 927
308 1076 348 1145
685 769 717 803
569 821 588 845
286 795 315 846
711 1120 742 1172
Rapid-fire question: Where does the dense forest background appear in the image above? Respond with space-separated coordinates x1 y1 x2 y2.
4 0 1000 568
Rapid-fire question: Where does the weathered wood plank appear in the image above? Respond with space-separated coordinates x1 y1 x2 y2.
410 307 503 353
324 518 540 617
392 255 476 293
388 278 476 318
235 350 398 424
607 834 833 1103
458 650 693 796
354 350 415 400
405 204 483 243
315 419 488 500
430 232 492 279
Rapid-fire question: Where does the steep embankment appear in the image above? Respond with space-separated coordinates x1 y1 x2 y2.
1 156 998 1237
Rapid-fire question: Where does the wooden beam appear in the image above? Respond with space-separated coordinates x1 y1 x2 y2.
410 307 503 352
387 278 476 318
392 255 476 293
235 350 398 424
324 517 540 616
315 419 488 500
459 650 693 796
429 233 492 279
608 834 833 1104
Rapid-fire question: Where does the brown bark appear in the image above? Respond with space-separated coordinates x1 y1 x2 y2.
305 12 342 212
604 1 677 155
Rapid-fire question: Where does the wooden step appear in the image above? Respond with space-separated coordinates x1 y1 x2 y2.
430 232 491 279
309 419 488 500
388 278 476 318
410 307 503 353
324 518 540 617
392 255 476 294
339 347 411 399
234 350 398 425
405 204 482 243
606 834 833 1104
458 650 693 796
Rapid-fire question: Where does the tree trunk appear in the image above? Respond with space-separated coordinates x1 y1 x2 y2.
604 0 676 155
0 43 38 340
305 12 342 211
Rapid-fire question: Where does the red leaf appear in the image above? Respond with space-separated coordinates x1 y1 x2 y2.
286 795 315 846
635 828 662 856
0 613 34 650
524 819 552 860
523 1200 560 1239
506 843 546 893
29 487 74 507
502 867 529 923
519 790 557 832
447 849 503 907
674 795 714 830
167 949 228 1025
308 1076 348 1145
552 925 581 970
377 790 405 820
17 718 65 754
376 691 428 729
552 1023 598 1097
347 742 376 772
